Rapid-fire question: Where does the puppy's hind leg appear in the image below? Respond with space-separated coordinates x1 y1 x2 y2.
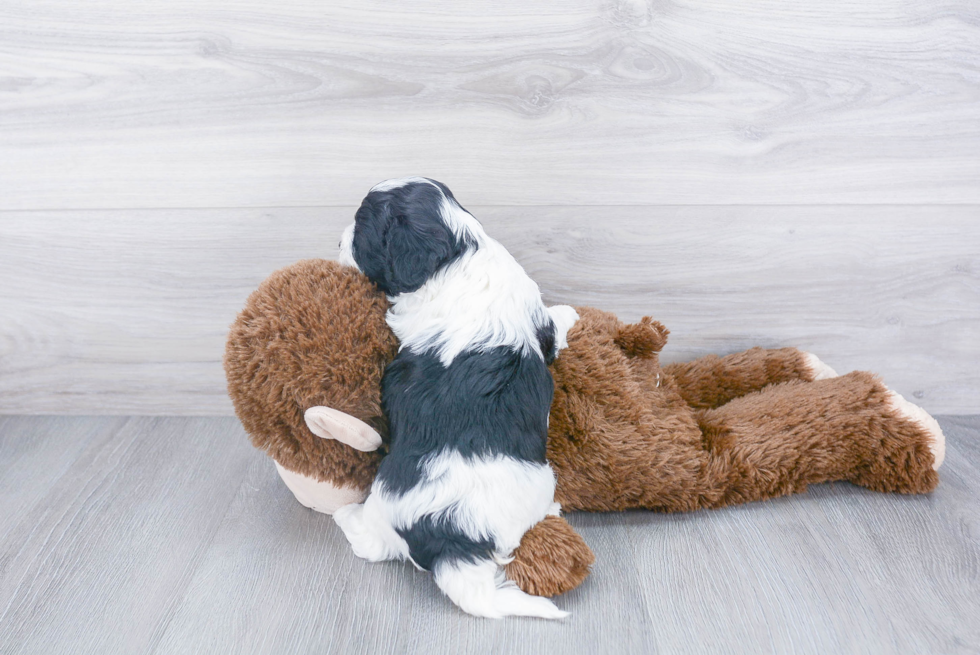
433 558 568 620
333 499 407 563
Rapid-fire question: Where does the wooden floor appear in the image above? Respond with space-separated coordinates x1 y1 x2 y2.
1 415 978 654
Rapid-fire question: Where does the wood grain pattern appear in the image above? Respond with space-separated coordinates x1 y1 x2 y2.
1 206 977 415
0 416 117 541
0 0 978 209
0 415 977 653
0 417 254 655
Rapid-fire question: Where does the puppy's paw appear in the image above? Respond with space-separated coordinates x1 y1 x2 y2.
334 503 403 562
887 389 946 470
547 305 580 351
802 352 839 381
305 406 382 451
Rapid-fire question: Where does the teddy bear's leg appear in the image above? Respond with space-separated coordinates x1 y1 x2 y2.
664 347 836 410
691 371 943 508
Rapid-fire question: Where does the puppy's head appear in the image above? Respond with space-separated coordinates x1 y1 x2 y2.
339 177 479 296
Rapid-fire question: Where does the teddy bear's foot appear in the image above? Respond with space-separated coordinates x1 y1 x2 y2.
274 461 368 514
886 389 946 470
802 352 839 380
304 406 383 451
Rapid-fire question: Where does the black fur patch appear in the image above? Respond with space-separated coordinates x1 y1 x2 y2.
396 515 495 571
536 320 557 364
351 181 476 296
376 346 554 495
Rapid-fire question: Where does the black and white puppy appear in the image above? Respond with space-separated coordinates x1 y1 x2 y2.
334 177 578 619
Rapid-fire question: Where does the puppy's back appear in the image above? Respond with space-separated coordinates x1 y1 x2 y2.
379 345 553 493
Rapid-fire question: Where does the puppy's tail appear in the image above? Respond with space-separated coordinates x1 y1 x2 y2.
433 557 568 620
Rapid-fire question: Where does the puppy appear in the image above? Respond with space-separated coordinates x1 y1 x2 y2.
334 177 579 619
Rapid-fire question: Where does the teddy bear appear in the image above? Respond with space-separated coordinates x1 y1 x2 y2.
225 258 945 598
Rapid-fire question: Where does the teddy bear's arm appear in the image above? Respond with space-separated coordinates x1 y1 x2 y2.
664 347 827 410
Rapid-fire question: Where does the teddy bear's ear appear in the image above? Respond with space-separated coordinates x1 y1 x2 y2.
304 406 383 452
614 317 669 358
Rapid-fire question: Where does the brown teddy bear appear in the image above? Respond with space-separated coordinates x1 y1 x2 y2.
225 259 945 598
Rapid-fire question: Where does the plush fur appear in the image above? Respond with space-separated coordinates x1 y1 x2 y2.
225 260 944 602
505 515 595 597
224 259 397 491
331 178 573 619
547 308 940 512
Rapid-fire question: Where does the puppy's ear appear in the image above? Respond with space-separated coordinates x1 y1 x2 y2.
384 213 460 295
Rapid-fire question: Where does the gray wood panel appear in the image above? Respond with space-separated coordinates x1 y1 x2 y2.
0 417 255 655
0 0 978 209
0 415 977 654
1 206 977 415
0 416 119 541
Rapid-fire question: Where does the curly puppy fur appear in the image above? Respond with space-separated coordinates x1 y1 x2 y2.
226 260 941 595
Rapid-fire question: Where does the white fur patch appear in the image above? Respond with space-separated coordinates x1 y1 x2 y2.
370 176 435 193
372 451 559 556
387 235 554 366
437 193 484 240
802 352 839 380
333 500 411 563
338 222 357 269
548 305 579 352
433 558 568 620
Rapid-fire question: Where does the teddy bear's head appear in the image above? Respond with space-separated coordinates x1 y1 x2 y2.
224 259 398 491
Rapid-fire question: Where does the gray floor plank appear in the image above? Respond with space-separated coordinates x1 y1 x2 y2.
0 416 120 542
1 206 977 415
151 453 420 655
1 1 978 209
0 417 254 655
0 416 977 654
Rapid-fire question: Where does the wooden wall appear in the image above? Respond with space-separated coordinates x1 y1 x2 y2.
1 0 978 414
